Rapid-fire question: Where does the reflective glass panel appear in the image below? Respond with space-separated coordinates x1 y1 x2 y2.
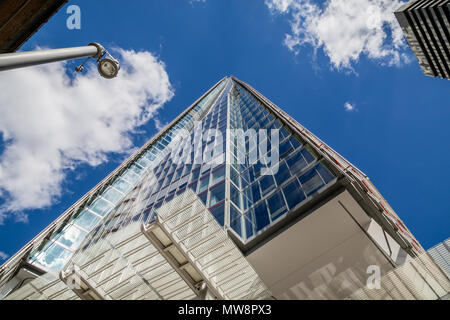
73 209 101 231
254 201 270 231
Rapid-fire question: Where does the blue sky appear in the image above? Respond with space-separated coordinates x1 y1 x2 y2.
0 0 449 261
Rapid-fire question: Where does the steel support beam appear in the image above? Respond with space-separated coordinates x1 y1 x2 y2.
0 43 104 72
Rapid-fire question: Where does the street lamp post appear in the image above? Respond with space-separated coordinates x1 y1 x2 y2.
0 42 120 79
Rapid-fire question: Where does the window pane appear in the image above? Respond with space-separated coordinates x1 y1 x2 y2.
244 215 255 240
259 175 276 196
183 163 192 176
162 173 173 188
272 120 281 129
231 216 242 237
198 175 210 193
121 169 139 184
174 168 183 181
191 168 200 181
279 139 293 158
29 242 72 271
144 151 156 161
137 156 151 169
273 162 291 186
242 192 252 212
282 179 306 210
168 181 178 195
246 167 255 183
209 202 225 226
317 163 335 184
252 163 263 178
102 187 123 204
198 192 208 206
280 127 289 139
112 178 132 194
230 206 242 237
177 187 187 196
301 147 315 164
254 202 270 231
286 150 308 175
73 209 101 230
299 167 324 196
230 166 240 188
230 203 240 222
201 163 211 174
251 183 261 203
209 182 225 207
240 174 249 190
153 201 163 214
211 165 225 185
130 164 144 176
289 136 302 149
178 174 189 187
188 180 198 193
53 224 87 250
89 198 113 216
230 183 242 209
158 186 168 201
267 192 287 220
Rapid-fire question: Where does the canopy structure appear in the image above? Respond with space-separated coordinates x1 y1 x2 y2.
142 189 271 300
6 190 271 300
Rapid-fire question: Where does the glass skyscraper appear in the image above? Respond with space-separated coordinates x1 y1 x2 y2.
0 77 449 300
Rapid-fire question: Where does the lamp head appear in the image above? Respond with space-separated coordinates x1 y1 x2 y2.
97 58 120 79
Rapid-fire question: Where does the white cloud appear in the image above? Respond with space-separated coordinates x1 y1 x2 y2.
154 118 169 132
344 102 356 112
0 251 9 261
189 0 206 4
266 0 294 12
266 0 410 70
0 48 174 223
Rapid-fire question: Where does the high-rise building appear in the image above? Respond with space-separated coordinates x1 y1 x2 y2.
0 77 449 300
394 0 450 79
0 0 68 53
428 238 450 277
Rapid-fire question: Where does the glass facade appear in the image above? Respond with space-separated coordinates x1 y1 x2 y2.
4 76 445 301
428 238 450 277
26 78 228 272
226 83 336 241
70 78 337 259
9 76 337 274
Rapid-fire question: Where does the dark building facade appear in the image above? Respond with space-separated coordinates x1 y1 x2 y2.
395 0 450 79
0 0 68 53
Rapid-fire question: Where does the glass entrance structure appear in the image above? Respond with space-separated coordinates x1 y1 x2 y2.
1 77 449 300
